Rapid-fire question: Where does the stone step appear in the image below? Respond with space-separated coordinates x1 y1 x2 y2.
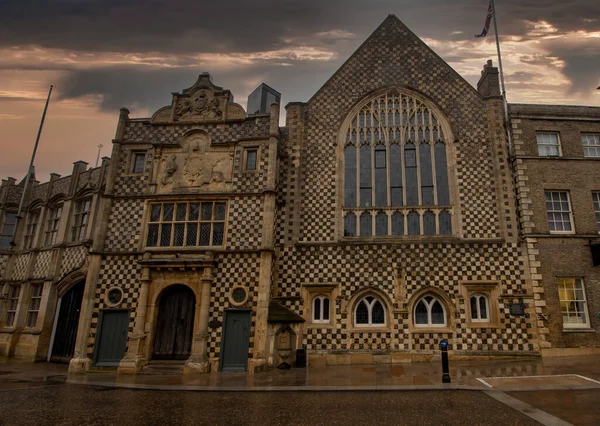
140 360 185 375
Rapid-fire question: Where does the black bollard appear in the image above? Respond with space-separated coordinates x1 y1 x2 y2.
440 338 451 383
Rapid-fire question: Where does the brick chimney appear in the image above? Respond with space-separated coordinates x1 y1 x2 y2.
477 59 501 97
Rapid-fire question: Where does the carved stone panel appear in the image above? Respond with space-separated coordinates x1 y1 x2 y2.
156 132 234 193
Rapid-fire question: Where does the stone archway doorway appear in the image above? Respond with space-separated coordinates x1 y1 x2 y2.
50 280 85 363
152 285 196 360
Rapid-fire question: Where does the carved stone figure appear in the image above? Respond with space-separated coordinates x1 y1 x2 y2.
160 154 178 185
174 100 193 120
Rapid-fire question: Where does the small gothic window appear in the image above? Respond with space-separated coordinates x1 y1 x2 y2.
313 296 330 323
414 295 447 327
354 295 386 326
470 294 489 322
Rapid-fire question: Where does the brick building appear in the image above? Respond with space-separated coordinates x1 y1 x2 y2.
0 15 598 374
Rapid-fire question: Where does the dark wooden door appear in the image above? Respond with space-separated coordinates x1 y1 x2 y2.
93 310 129 366
50 280 85 363
220 310 251 372
153 285 195 360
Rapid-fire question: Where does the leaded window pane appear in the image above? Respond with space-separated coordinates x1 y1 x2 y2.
200 223 211 245
415 301 428 324
372 300 385 324
215 203 226 220
323 298 330 320
374 146 387 206
375 212 388 236
407 211 420 235
314 298 321 320
439 211 452 235
479 296 488 320
344 213 356 237
391 212 404 236
470 296 478 320
356 301 369 324
420 143 434 205
160 224 172 246
360 145 372 207
344 146 357 207
147 224 159 246
435 143 449 205
423 211 436 236
163 204 174 221
176 203 187 221
201 203 212 220
173 223 185 246
212 223 224 246
186 223 197 246
151 205 161 221
360 213 372 236
405 144 418 206
189 203 200 221
431 301 445 324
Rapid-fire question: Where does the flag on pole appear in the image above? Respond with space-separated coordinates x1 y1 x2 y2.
475 0 494 38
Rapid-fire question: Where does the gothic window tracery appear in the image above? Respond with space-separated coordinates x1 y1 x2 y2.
343 92 452 237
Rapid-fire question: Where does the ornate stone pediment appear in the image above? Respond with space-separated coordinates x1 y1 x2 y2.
156 131 234 193
151 73 246 123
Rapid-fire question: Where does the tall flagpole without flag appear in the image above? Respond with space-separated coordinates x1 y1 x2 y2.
11 84 53 247
490 0 513 157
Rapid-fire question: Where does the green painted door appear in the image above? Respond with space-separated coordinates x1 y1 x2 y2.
94 310 129 366
220 310 251 372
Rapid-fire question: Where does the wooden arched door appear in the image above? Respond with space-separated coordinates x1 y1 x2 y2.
50 280 85 363
152 285 195 360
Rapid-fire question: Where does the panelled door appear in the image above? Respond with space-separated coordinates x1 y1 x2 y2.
93 309 130 366
220 310 251 372
153 285 195 360
50 280 85 363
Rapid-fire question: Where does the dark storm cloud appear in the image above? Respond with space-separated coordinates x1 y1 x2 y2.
1 1 598 53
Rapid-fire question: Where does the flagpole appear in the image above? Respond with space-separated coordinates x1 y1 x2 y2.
11 84 53 247
490 0 513 157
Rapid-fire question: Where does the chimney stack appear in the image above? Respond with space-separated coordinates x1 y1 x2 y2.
477 59 501 98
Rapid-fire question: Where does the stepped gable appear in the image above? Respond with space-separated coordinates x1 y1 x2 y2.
151 72 247 123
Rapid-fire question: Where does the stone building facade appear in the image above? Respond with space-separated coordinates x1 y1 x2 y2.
0 15 598 373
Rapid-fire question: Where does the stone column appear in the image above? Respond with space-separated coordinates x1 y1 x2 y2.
185 252 214 374
118 266 151 374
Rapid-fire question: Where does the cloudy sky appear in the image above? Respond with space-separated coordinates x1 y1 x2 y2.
1 0 599 181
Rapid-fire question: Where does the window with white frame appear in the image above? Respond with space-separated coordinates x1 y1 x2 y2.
592 192 600 233
536 133 561 157
354 295 386 326
71 198 92 242
545 191 574 233
24 209 40 249
312 296 330 323
44 204 63 246
6 285 20 327
557 278 590 328
146 201 226 247
0 211 18 249
582 134 600 158
414 295 446 327
26 284 43 328
469 294 489 322
343 91 452 238
131 152 146 174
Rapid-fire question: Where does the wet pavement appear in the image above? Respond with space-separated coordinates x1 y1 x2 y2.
0 355 599 425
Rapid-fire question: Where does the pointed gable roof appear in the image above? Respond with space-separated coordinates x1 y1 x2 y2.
307 15 486 142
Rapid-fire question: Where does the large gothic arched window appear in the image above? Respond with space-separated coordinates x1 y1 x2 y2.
343 91 452 237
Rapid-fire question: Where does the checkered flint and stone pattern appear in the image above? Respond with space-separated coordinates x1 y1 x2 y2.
87 255 141 355
0 255 8 280
294 16 499 242
208 253 261 358
31 182 50 203
278 242 535 353
226 196 263 250
232 141 269 192
113 145 153 196
50 176 71 199
105 199 145 251
60 246 88 280
11 253 31 281
32 250 53 279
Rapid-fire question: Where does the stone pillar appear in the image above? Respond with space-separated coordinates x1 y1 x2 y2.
117 266 151 374
185 252 214 374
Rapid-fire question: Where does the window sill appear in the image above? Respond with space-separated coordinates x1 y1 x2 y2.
465 323 502 330
0 327 16 334
349 327 390 333
562 328 595 333
144 246 226 252
21 328 42 335
410 327 453 334
307 323 336 329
